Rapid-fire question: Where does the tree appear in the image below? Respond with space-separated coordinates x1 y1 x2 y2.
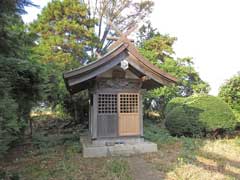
219 73 240 117
0 0 37 55
0 0 42 156
140 35 209 95
138 24 209 118
136 20 160 45
31 0 99 70
139 34 176 63
30 0 99 118
0 0 37 14
83 0 154 53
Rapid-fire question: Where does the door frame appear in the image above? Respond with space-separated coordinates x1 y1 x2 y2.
117 92 140 136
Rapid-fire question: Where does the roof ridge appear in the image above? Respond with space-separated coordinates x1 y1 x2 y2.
64 43 127 78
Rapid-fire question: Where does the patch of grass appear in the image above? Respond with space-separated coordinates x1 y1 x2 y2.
144 119 178 147
30 131 82 155
105 158 132 180
179 137 203 162
234 136 240 146
169 139 240 180
167 163 233 180
3 145 110 180
0 169 20 180
2 116 240 180
1 134 130 180
144 119 240 179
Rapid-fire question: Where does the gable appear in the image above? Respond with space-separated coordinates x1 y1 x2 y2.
63 42 177 94
98 66 139 79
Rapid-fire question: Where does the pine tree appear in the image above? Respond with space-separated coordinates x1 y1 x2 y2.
0 0 42 156
30 0 100 115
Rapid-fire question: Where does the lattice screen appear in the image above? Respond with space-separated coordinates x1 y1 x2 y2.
98 94 117 114
120 93 139 113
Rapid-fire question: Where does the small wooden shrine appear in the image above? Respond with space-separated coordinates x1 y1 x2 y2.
63 24 177 142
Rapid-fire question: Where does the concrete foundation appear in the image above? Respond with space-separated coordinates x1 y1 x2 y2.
81 136 158 158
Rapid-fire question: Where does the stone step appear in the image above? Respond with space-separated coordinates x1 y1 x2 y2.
82 141 158 158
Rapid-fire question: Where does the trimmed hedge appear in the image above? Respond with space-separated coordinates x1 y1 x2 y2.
165 95 237 137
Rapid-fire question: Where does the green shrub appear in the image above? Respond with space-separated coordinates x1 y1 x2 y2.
233 110 240 122
164 97 186 115
165 95 237 137
31 132 81 154
0 170 20 180
219 74 240 113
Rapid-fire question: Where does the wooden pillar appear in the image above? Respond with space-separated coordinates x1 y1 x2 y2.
140 89 146 137
92 93 98 139
88 93 91 135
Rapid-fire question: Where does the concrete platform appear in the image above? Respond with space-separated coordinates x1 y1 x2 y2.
80 136 158 158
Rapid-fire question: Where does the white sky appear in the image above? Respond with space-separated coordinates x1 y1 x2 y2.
22 0 240 95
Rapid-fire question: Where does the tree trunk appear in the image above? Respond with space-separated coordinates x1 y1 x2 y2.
29 118 33 137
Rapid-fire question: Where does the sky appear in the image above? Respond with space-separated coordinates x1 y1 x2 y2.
22 0 240 95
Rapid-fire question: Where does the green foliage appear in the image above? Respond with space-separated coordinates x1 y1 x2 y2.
139 35 176 63
0 95 19 156
144 119 202 162
140 32 209 118
144 119 177 146
233 110 240 122
140 35 209 97
178 137 203 163
30 0 99 114
32 132 81 154
165 95 237 137
144 85 178 112
0 0 36 56
136 21 160 45
138 23 209 119
164 97 186 115
30 0 99 70
0 56 43 156
0 0 37 15
219 73 240 115
0 169 20 180
0 1 42 156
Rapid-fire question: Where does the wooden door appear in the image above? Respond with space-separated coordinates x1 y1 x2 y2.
118 93 140 136
97 94 118 137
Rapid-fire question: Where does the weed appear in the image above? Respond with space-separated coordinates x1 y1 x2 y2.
144 119 177 147
179 137 203 162
31 132 81 155
0 170 20 180
105 158 132 180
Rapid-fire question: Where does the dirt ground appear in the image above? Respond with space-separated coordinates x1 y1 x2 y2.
1 118 240 180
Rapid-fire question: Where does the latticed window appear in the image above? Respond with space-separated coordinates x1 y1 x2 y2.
98 94 117 114
120 93 139 113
